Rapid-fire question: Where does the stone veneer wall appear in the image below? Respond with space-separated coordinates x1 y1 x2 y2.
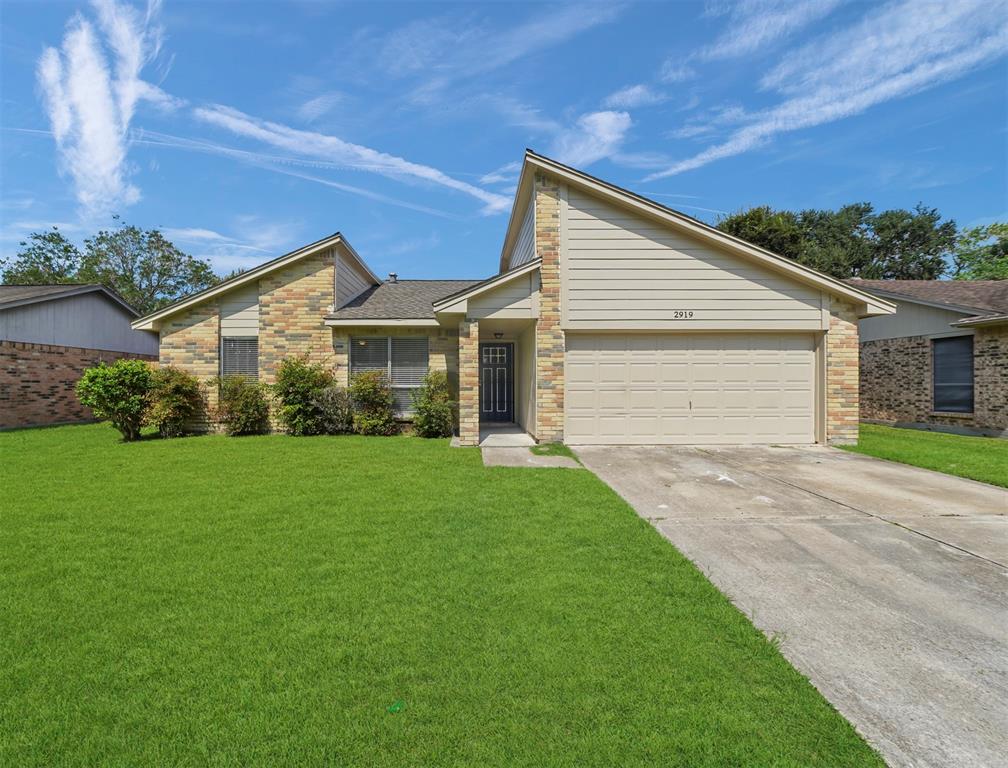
0 340 156 429
457 319 479 444
159 301 220 409
258 249 336 384
861 325 1007 435
826 299 860 444
534 172 564 443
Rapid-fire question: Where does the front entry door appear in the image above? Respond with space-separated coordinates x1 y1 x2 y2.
479 343 513 423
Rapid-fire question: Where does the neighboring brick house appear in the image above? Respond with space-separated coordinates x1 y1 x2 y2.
0 284 158 429
132 151 894 446
848 279 1008 437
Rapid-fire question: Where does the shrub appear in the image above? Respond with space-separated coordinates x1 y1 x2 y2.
348 370 397 436
313 385 353 435
273 356 334 436
216 376 270 436
147 367 205 438
75 358 153 441
412 370 455 438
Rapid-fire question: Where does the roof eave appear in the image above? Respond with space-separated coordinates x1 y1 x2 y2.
522 151 896 316
952 313 1008 328
847 285 983 316
324 318 440 327
0 284 140 317
433 258 542 312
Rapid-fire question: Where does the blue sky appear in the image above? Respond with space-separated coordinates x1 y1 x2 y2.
2 0 1006 280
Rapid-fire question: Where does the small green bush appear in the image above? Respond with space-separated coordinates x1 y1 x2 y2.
216 376 270 436
412 371 455 438
348 370 397 436
273 356 334 436
75 358 153 441
147 367 205 438
313 385 353 435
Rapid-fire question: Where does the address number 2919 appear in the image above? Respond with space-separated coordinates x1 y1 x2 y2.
672 310 694 319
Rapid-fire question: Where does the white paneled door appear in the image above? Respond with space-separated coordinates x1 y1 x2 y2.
565 333 816 445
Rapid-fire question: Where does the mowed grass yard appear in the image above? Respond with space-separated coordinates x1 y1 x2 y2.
843 423 1008 487
1 424 882 767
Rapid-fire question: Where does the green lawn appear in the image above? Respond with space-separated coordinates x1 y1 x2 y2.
1 424 881 767
842 423 1008 487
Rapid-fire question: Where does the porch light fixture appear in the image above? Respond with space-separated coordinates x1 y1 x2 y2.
494 332 504 339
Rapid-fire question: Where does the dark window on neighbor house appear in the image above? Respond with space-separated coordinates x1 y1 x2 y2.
350 336 429 415
221 337 259 380
932 336 973 413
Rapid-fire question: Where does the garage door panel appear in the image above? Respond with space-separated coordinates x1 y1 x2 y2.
565 333 815 445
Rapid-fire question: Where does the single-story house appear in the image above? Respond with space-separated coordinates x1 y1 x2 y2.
847 279 1007 437
131 151 894 446
1 284 158 429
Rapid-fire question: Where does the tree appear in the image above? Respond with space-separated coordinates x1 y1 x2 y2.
78 218 219 314
1 227 82 284
717 202 955 280
950 223 1008 280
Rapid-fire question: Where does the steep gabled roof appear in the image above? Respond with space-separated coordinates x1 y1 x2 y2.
326 279 480 322
131 232 378 330
846 279 1008 317
0 283 139 316
499 150 895 317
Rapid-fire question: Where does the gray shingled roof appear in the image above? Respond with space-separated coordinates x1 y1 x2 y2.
846 279 1008 318
0 283 139 315
327 279 481 320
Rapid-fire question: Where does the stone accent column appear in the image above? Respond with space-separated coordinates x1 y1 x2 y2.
458 318 480 445
534 172 565 443
826 299 860 444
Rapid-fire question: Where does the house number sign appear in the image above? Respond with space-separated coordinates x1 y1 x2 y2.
672 310 695 319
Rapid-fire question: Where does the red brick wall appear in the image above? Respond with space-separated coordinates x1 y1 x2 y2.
0 340 157 430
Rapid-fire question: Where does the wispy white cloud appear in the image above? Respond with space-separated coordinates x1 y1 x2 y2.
649 0 1008 179
550 111 632 167
369 4 624 100
192 105 510 214
603 84 666 109
164 218 301 274
132 129 458 218
297 91 343 122
480 161 521 186
659 0 842 84
36 0 180 215
385 232 441 257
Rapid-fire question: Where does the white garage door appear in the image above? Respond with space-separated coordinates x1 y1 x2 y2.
565 333 816 445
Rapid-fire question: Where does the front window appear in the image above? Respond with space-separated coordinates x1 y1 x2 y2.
221 337 258 380
350 336 429 416
932 336 973 413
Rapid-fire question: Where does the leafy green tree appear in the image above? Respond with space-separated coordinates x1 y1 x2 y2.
951 223 1008 280
79 218 219 314
717 203 955 280
1 227 82 284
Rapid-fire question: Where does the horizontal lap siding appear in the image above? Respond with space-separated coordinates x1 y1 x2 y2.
468 272 539 319
220 285 259 336
565 191 823 329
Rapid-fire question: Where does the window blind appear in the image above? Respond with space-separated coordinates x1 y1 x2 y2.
221 337 258 380
933 336 973 413
350 336 429 416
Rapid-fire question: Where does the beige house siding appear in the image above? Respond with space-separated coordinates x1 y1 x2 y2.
515 323 537 437
220 284 259 336
468 271 540 319
258 248 336 383
562 188 823 330
859 299 967 341
507 199 536 270
336 248 374 308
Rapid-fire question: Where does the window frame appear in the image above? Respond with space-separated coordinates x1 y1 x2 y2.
349 335 429 416
220 336 259 380
931 334 974 414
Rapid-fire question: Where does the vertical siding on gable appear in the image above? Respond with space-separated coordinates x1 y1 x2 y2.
336 248 373 308
506 198 536 271
563 188 823 330
0 293 158 354
220 284 259 336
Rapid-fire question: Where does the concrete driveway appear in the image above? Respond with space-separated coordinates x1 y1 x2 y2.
576 444 1008 768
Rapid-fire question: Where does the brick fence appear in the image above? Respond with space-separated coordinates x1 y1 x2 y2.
0 340 157 430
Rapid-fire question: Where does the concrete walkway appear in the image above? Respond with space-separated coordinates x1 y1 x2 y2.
481 447 581 468
576 444 1008 768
